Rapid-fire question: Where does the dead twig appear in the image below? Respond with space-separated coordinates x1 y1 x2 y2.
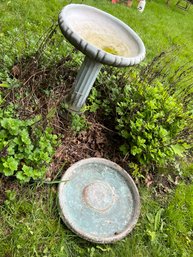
23 70 47 86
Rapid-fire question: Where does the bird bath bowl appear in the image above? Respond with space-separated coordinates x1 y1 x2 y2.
58 158 140 244
58 4 145 112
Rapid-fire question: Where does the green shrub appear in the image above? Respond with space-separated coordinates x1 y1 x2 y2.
0 94 58 182
116 73 191 165
71 113 88 133
87 52 193 167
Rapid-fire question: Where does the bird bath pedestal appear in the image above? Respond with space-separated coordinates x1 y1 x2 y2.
58 4 145 112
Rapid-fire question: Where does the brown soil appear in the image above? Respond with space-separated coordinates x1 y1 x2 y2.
47 112 129 180
0 176 19 205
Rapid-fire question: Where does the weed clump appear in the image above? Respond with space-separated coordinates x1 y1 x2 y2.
0 93 58 182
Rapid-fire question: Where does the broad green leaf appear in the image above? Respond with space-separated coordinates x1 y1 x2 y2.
3 168 14 176
131 146 142 156
171 144 185 157
0 83 9 88
119 144 128 155
22 165 33 177
5 156 18 171
16 171 30 182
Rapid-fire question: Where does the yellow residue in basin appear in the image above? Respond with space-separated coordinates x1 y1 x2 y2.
102 46 118 55
71 21 134 57
83 31 130 57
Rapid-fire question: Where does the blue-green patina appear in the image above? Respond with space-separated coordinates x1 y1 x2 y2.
58 158 140 244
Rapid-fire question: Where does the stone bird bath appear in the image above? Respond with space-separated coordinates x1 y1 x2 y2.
58 4 145 112
58 158 140 244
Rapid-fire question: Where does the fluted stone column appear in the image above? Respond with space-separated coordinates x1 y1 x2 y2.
59 4 146 112
66 56 102 112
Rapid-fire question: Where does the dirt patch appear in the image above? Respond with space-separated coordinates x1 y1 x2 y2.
7 54 76 121
47 116 128 180
0 176 20 205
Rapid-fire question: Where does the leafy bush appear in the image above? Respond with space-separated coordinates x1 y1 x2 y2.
70 113 89 133
0 94 58 182
116 73 190 165
87 52 193 167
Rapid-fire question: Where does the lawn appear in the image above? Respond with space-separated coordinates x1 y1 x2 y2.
0 0 193 256
1 0 193 63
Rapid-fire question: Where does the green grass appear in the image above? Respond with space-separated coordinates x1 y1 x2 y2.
166 183 193 256
1 181 193 257
0 0 193 66
0 0 193 256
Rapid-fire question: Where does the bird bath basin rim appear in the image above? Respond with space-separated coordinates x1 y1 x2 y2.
58 158 140 244
58 4 145 67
